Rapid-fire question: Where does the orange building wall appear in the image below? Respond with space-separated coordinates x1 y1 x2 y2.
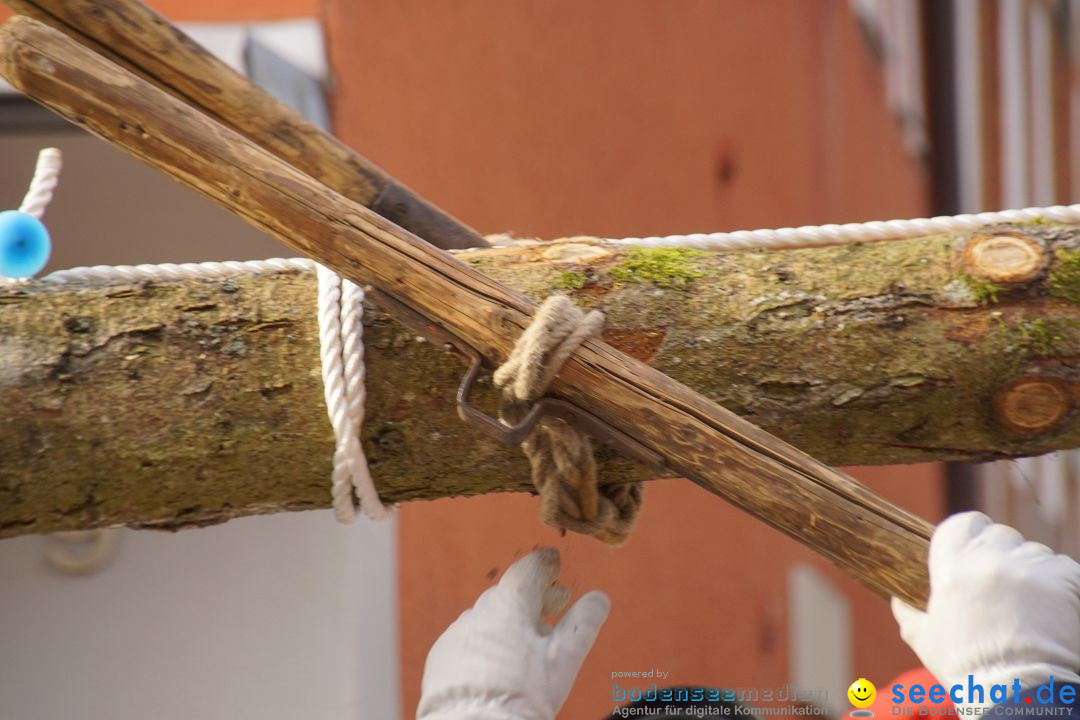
0 1 319 23
326 0 928 238
323 1 942 718
145 0 320 22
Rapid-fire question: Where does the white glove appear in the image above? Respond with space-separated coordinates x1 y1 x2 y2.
417 548 610 720
892 512 1080 704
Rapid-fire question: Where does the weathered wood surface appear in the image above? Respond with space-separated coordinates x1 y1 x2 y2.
0 16 943 605
2 0 486 250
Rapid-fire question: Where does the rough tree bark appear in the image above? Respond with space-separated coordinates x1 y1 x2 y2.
5 229 1080 540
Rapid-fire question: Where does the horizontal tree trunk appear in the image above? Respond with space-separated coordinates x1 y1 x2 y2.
4 229 1080 541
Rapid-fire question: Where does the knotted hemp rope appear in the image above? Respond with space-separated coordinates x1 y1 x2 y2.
493 295 644 546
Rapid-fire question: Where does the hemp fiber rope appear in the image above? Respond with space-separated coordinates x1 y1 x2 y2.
494 294 643 546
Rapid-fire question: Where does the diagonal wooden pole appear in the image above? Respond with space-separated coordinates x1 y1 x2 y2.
0 16 932 607
1 0 487 251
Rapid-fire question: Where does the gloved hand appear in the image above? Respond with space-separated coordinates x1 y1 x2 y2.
417 548 610 720
892 512 1080 704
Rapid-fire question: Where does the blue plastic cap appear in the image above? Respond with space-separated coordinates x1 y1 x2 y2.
0 210 51 279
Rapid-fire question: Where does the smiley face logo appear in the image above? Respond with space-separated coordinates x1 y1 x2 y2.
848 678 876 709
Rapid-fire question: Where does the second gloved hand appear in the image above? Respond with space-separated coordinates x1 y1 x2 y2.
892 512 1080 704
417 548 610 720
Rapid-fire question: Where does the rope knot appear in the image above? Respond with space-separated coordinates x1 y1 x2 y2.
494 294 643 546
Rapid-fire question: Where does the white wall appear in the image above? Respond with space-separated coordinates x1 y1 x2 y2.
788 564 852 718
0 512 399 720
0 92 400 718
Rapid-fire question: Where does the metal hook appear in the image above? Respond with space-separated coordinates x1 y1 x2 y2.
454 344 667 472
365 287 667 473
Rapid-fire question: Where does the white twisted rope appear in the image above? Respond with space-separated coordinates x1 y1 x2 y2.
612 203 1080 251
42 257 391 523
315 264 390 522
18 147 62 220
42 257 314 284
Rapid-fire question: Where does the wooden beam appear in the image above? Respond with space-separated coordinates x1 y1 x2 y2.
0 16 933 607
2 0 486 251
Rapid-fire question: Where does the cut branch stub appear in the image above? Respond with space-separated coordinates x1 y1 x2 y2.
963 231 1048 285
994 376 1073 436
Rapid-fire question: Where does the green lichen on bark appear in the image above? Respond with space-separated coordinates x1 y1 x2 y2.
1047 249 1080 304
609 247 707 288
1014 318 1066 357
556 270 586 290
959 273 1003 304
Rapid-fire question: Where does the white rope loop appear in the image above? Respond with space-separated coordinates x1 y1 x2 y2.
42 257 391 524
338 279 387 518
19 147 62 220
315 264 390 522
